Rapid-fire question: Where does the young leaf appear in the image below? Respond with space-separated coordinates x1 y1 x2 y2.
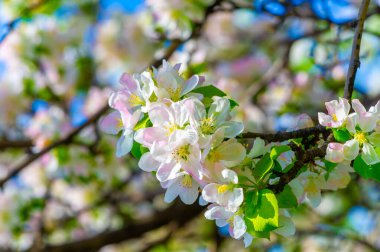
270 145 291 160
191 85 226 98
276 185 298 208
131 141 143 160
253 154 274 182
245 189 279 236
332 128 351 143
353 155 380 182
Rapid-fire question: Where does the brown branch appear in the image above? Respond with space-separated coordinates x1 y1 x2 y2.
0 139 33 150
42 201 204 252
241 125 330 143
343 0 371 101
268 144 327 193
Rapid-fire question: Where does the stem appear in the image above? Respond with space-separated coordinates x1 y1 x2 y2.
344 0 371 101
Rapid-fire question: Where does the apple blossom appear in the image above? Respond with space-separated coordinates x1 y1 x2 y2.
318 97 350 128
163 172 200 205
202 169 244 212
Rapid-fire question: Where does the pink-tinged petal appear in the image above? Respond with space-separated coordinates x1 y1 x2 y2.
204 205 232 220
231 215 246 239
116 131 133 157
221 169 238 184
339 97 351 116
325 143 344 163
156 162 181 182
120 109 141 130
179 184 199 205
343 139 359 161
164 179 180 203
138 152 159 172
362 143 380 165
318 112 332 127
198 76 205 86
346 114 357 134
202 183 219 203
352 99 367 115
325 100 339 116
119 73 137 92
181 75 200 95
134 127 167 148
357 113 377 132
99 111 122 135
148 105 170 127
108 91 129 111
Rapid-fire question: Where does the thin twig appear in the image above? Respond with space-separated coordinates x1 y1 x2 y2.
344 0 371 101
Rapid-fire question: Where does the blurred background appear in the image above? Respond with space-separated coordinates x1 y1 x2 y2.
0 0 380 251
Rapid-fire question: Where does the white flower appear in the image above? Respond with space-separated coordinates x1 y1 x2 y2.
163 172 199 205
202 169 243 212
187 96 244 147
152 60 204 102
138 129 204 182
318 97 350 128
204 204 247 239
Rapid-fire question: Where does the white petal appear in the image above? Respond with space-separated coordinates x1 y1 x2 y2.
343 139 359 161
221 169 238 184
138 152 159 172
116 131 133 157
231 215 246 239
221 121 244 138
362 143 380 165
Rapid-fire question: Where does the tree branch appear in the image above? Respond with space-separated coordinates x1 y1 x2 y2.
42 201 204 252
241 125 330 143
344 0 371 101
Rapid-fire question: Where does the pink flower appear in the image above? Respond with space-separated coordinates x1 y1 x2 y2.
318 98 350 128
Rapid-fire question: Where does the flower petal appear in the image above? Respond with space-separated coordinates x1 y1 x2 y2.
362 143 380 165
138 152 159 172
116 131 134 157
343 139 359 161
99 111 122 135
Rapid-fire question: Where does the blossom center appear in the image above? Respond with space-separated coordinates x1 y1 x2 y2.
165 123 179 136
167 87 181 102
217 184 231 194
200 117 215 135
332 114 338 122
354 132 367 145
181 175 193 188
172 144 191 162
129 94 145 107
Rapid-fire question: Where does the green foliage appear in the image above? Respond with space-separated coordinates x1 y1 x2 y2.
276 185 298 208
192 85 227 98
353 155 380 182
245 189 279 239
270 145 291 160
332 128 351 143
253 153 274 182
131 141 148 160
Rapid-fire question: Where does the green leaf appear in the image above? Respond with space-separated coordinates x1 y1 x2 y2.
252 154 274 182
131 141 147 160
270 145 291 160
134 114 151 131
229 99 239 108
191 85 226 98
276 185 298 208
332 128 351 143
245 189 279 237
353 155 380 182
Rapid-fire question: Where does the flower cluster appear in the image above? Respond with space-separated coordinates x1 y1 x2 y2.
319 98 380 165
101 61 261 244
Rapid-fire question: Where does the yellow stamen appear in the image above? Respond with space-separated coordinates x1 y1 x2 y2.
354 132 367 145
117 118 123 128
332 114 338 122
167 87 181 102
217 184 230 194
165 123 178 136
172 145 191 162
181 175 193 188
207 150 221 162
129 94 145 107
200 117 215 135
